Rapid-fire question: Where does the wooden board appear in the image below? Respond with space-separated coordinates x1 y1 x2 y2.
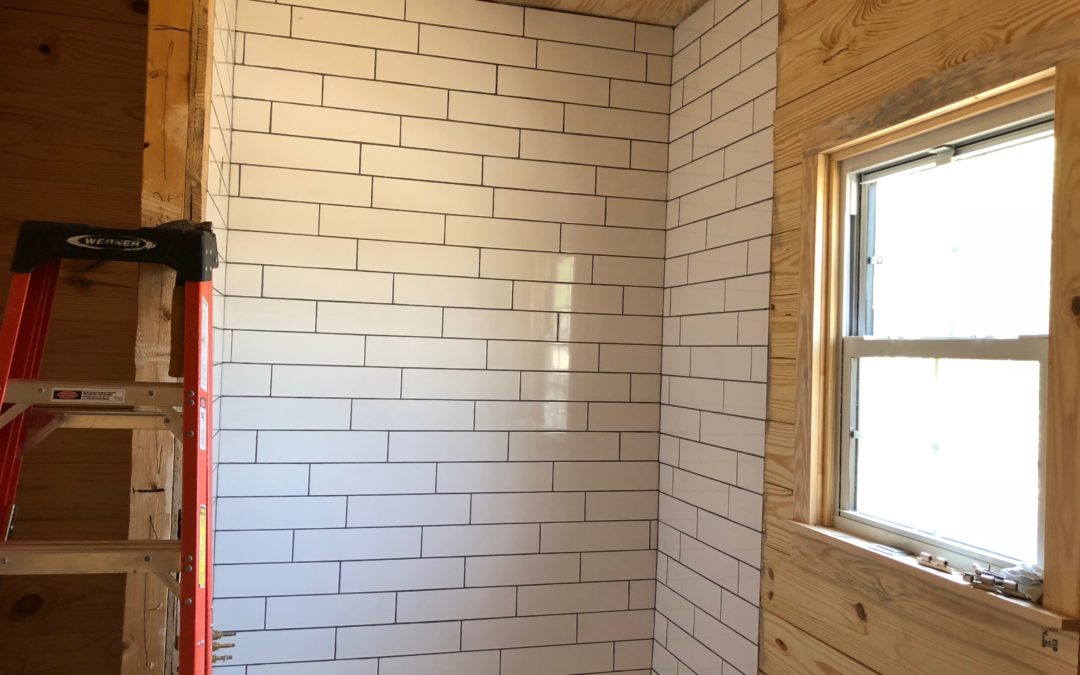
764 0 1080 672
0 1 147 672
486 0 707 26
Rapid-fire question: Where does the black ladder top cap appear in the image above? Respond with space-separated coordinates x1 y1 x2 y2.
12 220 219 282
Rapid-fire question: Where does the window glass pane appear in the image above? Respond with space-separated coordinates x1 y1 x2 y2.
853 357 1040 563
867 132 1054 338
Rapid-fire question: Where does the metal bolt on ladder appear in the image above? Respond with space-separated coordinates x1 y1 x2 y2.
0 220 220 674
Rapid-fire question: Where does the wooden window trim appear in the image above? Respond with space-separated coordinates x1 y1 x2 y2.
790 64 1080 625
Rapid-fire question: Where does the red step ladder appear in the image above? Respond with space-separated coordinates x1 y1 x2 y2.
0 220 225 673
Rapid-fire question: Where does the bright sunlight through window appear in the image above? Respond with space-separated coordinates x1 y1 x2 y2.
840 115 1054 567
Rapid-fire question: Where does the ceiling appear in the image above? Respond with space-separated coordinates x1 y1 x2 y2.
486 0 710 27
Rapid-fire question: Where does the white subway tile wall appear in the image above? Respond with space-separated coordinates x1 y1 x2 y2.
656 2 775 674
213 1 775 672
215 1 679 673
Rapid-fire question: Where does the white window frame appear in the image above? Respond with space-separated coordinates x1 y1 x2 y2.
835 93 1055 572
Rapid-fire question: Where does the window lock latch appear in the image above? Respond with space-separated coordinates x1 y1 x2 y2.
963 564 1028 600
917 551 952 573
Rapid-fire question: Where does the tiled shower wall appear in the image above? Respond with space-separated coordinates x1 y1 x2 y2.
213 0 671 672
655 1 776 673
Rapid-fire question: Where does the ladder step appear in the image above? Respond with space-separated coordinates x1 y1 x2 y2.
4 379 183 407
0 540 181 575
44 408 180 431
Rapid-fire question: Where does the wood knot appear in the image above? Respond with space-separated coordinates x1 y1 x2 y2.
775 638 788 652
854 602 867 621
767 590 774 600
131 0 149 14
767 566 774 580
37 43 52 56
1071 296 1080 318
12 594 44 619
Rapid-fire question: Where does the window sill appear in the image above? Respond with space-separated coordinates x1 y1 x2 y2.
789 521 1080 632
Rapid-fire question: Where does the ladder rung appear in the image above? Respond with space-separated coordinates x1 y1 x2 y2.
0 540 181 575
49 409 178 431
4 379 183 407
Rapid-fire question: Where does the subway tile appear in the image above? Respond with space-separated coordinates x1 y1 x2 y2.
488 340 598 372
726 128 773 177
403 369 517 399
565 105 667 142
444 308 557 340
513 281 621 315
265 593 396 629
465 552 579 588
389 431 508 462
594 256 664 287
372 177 493 217
589 402 661 432
581 550 656 581
309 463 435 495
272 102 401 145
381 651 500 675
213 598 265 631
501 643 614 675
229 230 355 269
291 7 418 51
559 314 662 345
257 430 387 463
471 492 584 523
694 608 758 674
366 336 487 368
596 167 666 200
397 275 512 310
509 431 619 461
660 404 699 441
587 486 652 518
606 198 666 230
482 249 592 284
446 215 561 252
321 205 444 244
275 0 404 18
216 530 293 563
230 197 318 235
555 461 657 492
362 145 482 184
706 200 772 248
724 380 767 418
336 622 460 659
401 118 519 157
671 42 701 86
679 177 736 226
221 397 350 430
237 0 290 35
484 157 595 194
219 363 271 396
670 95 710 142
630 141 669 171
232 331 366 366
351 400 475 430
244 34 374 78
693 102 754 159
611 80 670 113
356 240 479 276
423 523 539 556
229 628 336 666
690 346 752 379
397 587 516 622
684 44 741 104
271 364 398 398
235 65 318 103
461 615 577 650
669 150 726 199
494 189 605 226
599 344 661 373
293 527 420 561
674 0 713 51
679 439 737 483
624 287 663 315
703 0 763 61
498 66 609 106
711 55 777 119
517 580 628 615
233 130 360 172
340 557 464 592
421 24 536 67
636 23 674 55
687 242 748 283
521 130 630 168
520 372 629 402
217 464 309 496
541 521 650 553
215 562 339 597
537 41 646 81
579 609 654 642
475 401 588 431
406 0 524 35
377 51 496 93
524 8 634 49
323 77 448 119
262 267 393 303
562 224 664 258
437 462 552 493
240 165 372 208
700 412 765 456
316 301 442 337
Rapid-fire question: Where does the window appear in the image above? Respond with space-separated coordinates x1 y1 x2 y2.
837 95 1056 570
